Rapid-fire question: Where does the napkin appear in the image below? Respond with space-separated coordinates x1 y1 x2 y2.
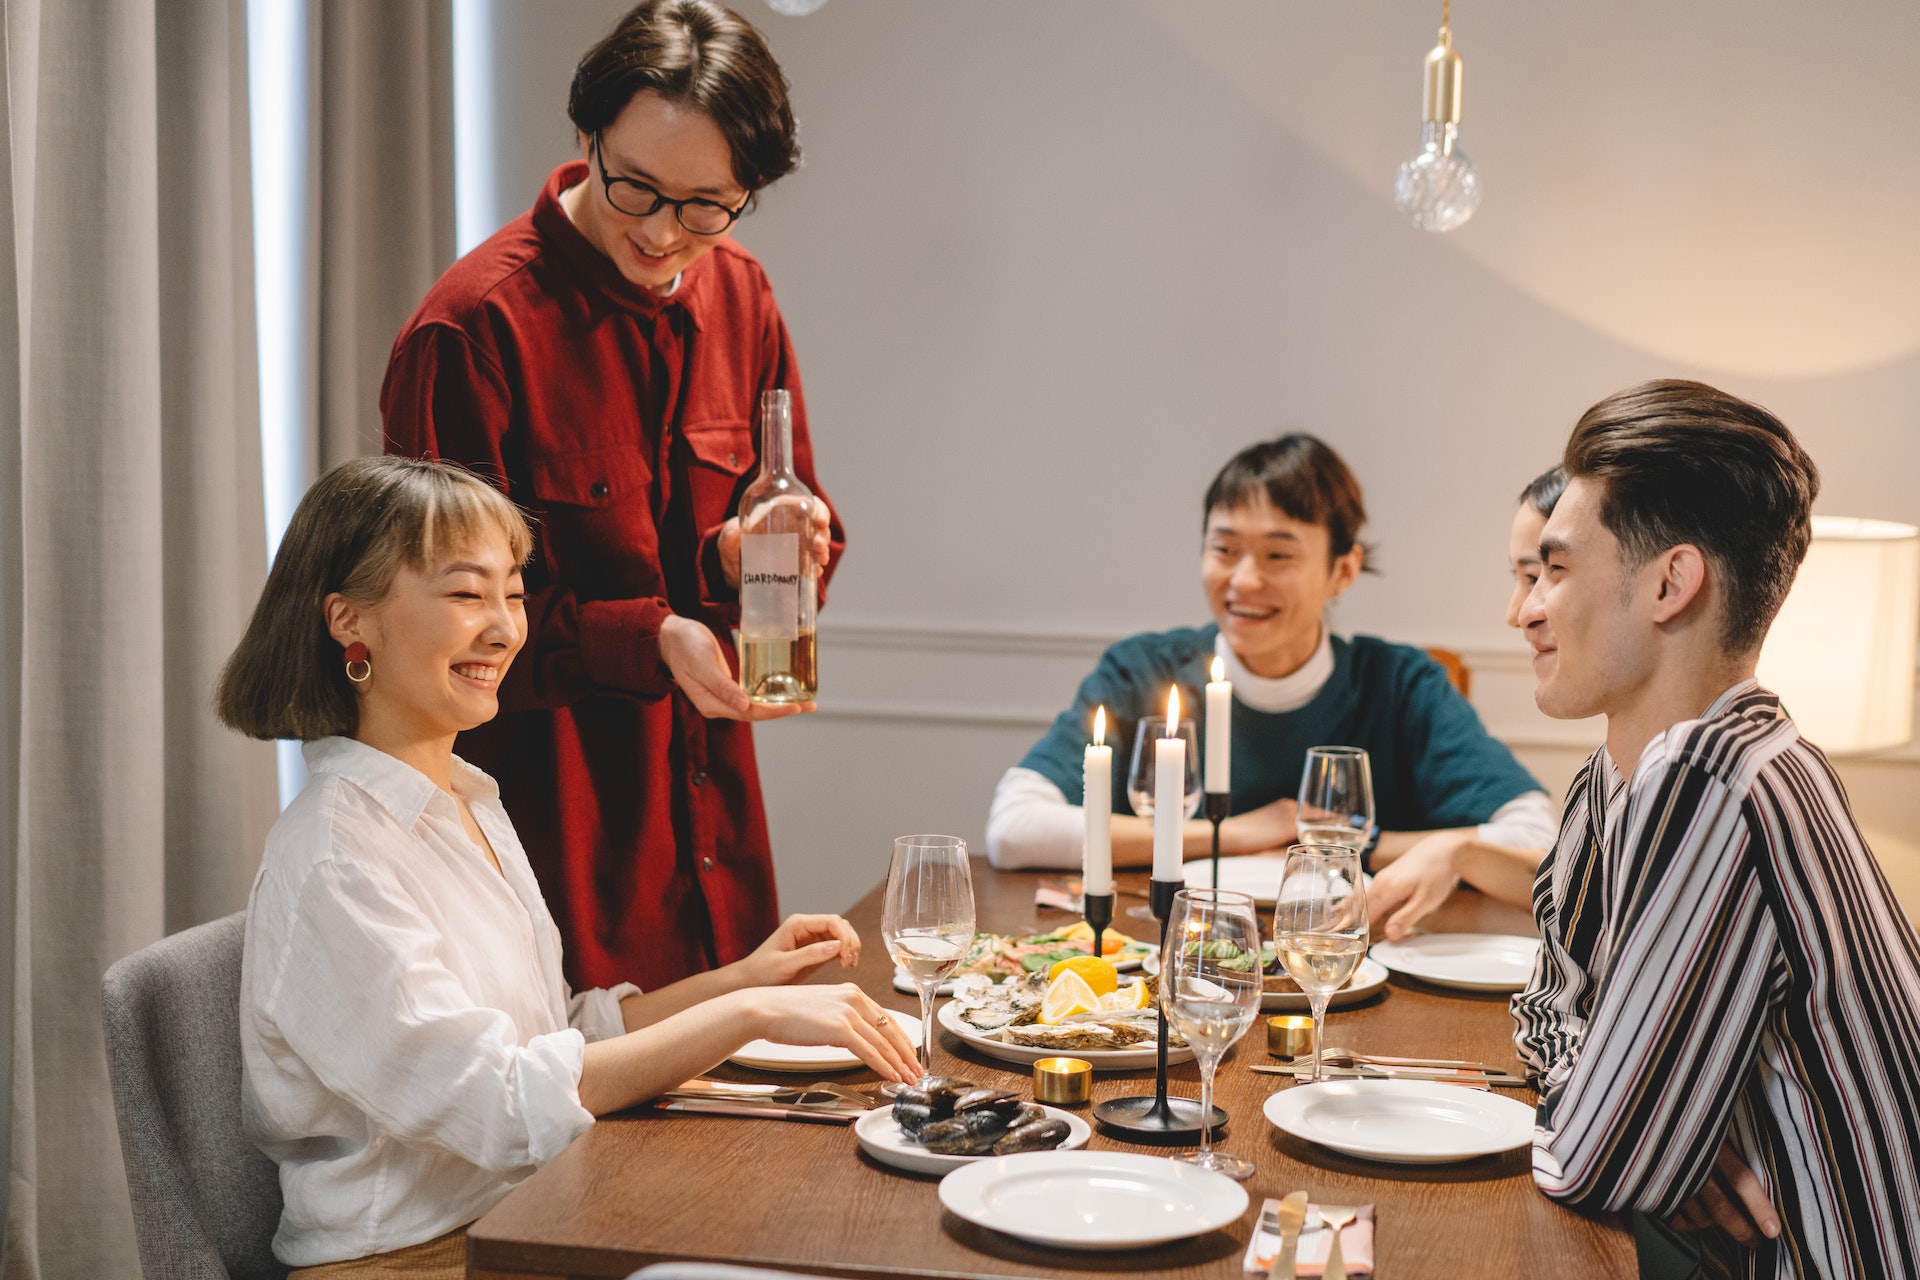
1033 881 1082 912
1242 1201 1375 1277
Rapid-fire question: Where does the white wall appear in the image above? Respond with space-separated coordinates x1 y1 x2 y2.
474 1 1920 915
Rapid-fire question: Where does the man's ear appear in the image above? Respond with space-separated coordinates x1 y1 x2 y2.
324 593 364 650
1326 544 1364 599
1649 544 1710 625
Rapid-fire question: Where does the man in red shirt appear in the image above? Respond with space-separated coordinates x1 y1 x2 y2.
382 1 839 989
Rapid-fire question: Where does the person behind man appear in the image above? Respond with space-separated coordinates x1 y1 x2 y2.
1367 464 1568 938
1511 380 1920 1277
986 434 1551 881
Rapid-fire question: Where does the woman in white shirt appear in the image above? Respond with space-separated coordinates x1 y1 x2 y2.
216 457 917 1277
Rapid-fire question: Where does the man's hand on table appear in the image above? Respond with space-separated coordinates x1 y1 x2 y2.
1368 830 1470 940
1215 796 1298 856
1671 1140 1780 1246
659 613 814 721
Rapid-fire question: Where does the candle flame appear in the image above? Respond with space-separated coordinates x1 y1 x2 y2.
1165 685 1180 733
1211 655 1225 683
1093 706 1106 747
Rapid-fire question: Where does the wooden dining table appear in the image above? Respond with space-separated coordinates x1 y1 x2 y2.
468 859 1635 1279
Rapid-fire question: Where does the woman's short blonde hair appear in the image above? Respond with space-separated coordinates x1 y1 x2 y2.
216 456 534 742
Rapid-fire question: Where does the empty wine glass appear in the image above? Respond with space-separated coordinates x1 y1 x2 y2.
880 834 975 1096
1297 746 1374 850
1161 887 1263 1180
1272 843 1370 1083
1127 716 1201 819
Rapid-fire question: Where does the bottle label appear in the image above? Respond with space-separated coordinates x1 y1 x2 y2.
740 532 801 641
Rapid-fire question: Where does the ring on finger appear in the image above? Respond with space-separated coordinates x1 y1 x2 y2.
874 1012 891 1028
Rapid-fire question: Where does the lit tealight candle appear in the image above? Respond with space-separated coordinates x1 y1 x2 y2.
1205 655 1231 796
1083 707 1113 896
1032 1056 1092 1106
1152 686 1185 882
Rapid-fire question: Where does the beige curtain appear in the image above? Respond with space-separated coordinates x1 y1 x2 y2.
311 0 456 468
0 0 278 1273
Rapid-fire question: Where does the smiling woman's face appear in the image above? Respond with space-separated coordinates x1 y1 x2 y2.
336 527 528 744
1201 500 1362 678
569 90 748 292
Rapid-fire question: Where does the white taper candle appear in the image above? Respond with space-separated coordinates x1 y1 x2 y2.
1083 707 1113 895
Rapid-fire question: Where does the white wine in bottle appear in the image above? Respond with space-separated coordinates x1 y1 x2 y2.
737 389 819 703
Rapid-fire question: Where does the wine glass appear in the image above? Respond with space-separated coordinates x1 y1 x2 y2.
1126 716 1201 819
880 834 975 1096
1272 843 1370 1083
1296 746 1374 850
1161 888 1263 1180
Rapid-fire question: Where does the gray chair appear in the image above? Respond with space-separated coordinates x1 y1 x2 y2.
102 911 287 1280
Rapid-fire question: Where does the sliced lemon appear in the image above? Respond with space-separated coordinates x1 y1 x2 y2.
1061 920 1135 955
1046 954 1120 995
1100 978 1151 1010
1039 969 1099 1024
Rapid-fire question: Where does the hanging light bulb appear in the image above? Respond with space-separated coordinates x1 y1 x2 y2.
1394 2 1481 233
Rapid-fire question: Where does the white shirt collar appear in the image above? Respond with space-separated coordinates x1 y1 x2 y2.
1213 626 1335 714
301 737 499 830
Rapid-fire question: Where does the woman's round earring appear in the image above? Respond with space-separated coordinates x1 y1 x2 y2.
344 641 372 684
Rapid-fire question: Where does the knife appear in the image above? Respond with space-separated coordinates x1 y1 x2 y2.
1267 1191 1310 1280
1253 1063 1530 1087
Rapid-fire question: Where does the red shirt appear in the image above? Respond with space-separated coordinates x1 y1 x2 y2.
380 162 843 990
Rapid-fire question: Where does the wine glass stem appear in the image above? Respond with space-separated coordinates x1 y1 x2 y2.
1309 992 1331 1083
916 980 937 1083
1196 1057 1217 1160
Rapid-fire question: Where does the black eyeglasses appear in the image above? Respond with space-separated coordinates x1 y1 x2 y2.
591 133 749 235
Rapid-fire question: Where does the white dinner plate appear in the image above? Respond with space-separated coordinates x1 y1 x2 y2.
854 1104 1090 1176
938 1150 1249 1250
1264 1078 1536 1164
892 951 1145 997
729 1012 923 1072
1370 933 1542 992
936 1000 1193 1068
1263 956 1392 1012
1182 858 1371 906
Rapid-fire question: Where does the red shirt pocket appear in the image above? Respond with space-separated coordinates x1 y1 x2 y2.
525 444 660 598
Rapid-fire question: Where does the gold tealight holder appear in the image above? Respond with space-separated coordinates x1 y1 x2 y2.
1032 1056 1092 1106
1267 1015 1314 1058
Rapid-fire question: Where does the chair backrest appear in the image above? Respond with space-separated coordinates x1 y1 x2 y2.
1424 647 1472 699
102 911 287 1280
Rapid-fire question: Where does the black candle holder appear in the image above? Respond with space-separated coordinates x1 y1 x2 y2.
1092 876 1226 1143
1204 791 1230 890
1083 890 1114 967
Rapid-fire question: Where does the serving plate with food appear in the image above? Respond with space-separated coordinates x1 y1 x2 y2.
892 921 1154 996
855 1077 1087 1175
1144 945 1389 1011
937 960 1194 1068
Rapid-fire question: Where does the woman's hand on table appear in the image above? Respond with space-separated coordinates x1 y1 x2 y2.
742 983 920 1085
659 613 813 721
715 500 834 589
1367 831 1468 940
1670 1139 1779 1245
736 913 862 987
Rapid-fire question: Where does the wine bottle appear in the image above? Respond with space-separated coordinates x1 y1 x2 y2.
737 389 818 703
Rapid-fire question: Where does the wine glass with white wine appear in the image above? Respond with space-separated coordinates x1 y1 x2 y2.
1125 715 1202 820
1161 888 1264 1179
1296 745 1374 850
880 834 976 1097
1272 843 1370 1083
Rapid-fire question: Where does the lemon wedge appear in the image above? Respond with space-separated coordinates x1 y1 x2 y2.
1046 954 1120 995
1038 969 1099 1024
1061 920 1134 955
1097 978 1151 1012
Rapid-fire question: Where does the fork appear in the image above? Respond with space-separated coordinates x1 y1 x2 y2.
1317 1205 1359 1280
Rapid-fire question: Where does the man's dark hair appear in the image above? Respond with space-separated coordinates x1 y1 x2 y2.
1519 465 1567 519
1203 434 1375 569
1563 379 1819 654
569 1 799 194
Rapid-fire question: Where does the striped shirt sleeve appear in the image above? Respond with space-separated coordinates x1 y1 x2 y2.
1531 738 1780 1215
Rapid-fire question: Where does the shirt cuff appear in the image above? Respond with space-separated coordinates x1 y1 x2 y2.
578 597 674 695
1477 791 1555 850
985 768 1085 870
570 983 643 1042
517 1027 597 1164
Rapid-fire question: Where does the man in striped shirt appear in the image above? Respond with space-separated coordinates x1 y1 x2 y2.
1510 380 1920 1278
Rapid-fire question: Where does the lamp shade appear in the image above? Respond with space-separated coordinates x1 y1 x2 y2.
1756 517 1919 754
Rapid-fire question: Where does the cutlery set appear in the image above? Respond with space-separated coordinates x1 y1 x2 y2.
1256 1192 1366 1280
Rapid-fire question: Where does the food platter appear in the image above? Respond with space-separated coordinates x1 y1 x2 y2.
892 925 1151 996
936 999 1193 1068
854 1104 1090 1176
938 1151 1249 1250
1143 950 1390 1010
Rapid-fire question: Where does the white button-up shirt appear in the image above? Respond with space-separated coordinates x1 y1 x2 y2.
240 737 639 1267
